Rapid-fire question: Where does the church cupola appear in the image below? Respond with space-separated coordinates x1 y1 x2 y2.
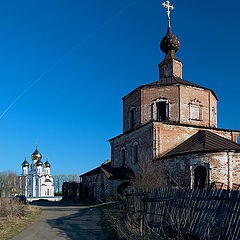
22 156 29 175
160 26 180 60
159 1 183 79
35 159 43 174
44 160 51 168
35 160 43 166
22 157 29 168
31 148 42 161
44 155 51 175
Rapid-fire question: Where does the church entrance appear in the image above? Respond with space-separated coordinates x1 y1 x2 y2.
194 166 207 189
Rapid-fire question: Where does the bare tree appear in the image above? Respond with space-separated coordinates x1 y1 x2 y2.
0 171 21 216
133 160 168 188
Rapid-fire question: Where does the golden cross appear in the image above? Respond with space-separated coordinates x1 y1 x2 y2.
162 0 174 27
36 139 38 148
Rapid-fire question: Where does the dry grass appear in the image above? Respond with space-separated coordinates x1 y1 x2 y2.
101 203 163 240
0 203 41 240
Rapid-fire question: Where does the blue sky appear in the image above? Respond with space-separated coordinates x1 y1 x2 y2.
0 0 239 175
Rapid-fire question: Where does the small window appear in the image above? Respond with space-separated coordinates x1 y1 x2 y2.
132 144 138 164
47 189 49 196
121 149 126 166
157 102 168 121
129 109 134 130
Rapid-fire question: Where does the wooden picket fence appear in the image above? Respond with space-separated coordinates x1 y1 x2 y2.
122 188 240 240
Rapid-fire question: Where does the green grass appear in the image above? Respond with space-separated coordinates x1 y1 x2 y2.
0 205 42 240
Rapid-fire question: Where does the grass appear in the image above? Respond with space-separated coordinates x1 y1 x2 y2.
0 205 42 240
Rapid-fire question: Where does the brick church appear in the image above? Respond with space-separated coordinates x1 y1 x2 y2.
80 2 240 201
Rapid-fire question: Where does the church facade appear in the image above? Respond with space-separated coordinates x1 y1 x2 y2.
20 146 54 197
81 2 240 201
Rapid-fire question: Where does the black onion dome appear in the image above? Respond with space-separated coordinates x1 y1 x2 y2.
160 27 180 55
44 160 51 168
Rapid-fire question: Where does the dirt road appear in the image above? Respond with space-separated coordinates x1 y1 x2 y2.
11 203 108 240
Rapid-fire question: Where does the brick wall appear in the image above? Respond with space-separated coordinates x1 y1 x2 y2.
123 88 141 133
153 122 238 158
142 85 179 123
122 84 218 134
110 121 239 189
156 152 240 189
179 85 217 128
110 123 153 171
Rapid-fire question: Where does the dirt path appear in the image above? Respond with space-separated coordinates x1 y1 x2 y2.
11 203 108 240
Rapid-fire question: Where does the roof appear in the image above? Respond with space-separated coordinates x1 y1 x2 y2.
122 76 218 100
163 130 240 158
100 164 135 181
80 166 101 177
79 160 111 177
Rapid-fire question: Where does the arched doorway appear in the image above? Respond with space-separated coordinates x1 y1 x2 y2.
117 182 131 196
194 166 207 189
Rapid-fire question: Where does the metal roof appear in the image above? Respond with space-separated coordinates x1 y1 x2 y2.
163 130 240 158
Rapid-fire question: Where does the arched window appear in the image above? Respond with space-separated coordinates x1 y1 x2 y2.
132 143 138 164
121 148 126 166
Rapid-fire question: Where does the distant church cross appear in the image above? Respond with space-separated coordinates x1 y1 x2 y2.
162 0 174 27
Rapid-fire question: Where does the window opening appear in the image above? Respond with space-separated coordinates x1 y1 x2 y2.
121 149 126 166
129 110 134 130
133 145 138 163
157 102 167 121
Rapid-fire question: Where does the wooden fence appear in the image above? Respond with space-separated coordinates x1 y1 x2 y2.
123 188 240 240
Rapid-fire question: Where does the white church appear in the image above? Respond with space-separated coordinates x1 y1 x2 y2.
20 145 54 198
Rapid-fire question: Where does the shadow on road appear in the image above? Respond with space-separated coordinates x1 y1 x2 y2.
29 200 108 240
46 207 107 240
29 200 95 207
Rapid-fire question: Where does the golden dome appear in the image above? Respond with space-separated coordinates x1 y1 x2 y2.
44 160 51 168
31 148 42 160
35 160 43 166
22 158 29 168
